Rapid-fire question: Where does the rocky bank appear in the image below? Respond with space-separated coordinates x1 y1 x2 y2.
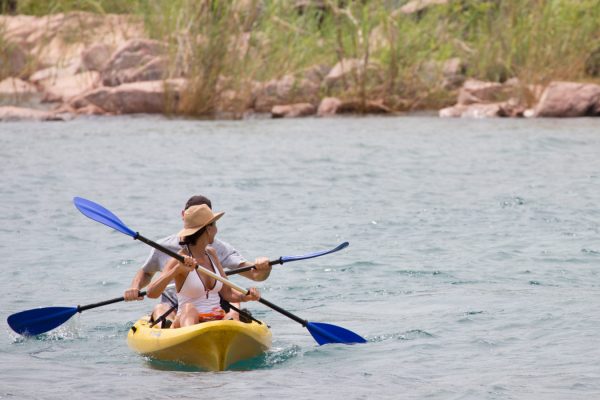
1 11 599 121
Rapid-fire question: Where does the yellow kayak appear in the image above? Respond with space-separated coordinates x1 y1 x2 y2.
127 316 272 371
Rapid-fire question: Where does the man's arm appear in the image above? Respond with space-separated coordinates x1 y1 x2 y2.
213 239 272 281
124 235 176 300
124 269 154 301
238 257 271 281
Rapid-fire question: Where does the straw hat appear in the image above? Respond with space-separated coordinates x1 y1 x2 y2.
177 204 224 238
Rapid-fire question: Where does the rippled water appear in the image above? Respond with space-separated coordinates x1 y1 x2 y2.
1 116 600 399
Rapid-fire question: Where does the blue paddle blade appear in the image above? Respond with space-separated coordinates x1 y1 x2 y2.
73 197 137 238
280 242 349 263
7 307 78 336
306 322 367 345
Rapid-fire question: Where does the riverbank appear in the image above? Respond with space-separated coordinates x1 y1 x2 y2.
1 1 599 121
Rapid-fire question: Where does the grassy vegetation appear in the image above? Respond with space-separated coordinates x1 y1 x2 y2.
3 0 600 115
10 0 138 14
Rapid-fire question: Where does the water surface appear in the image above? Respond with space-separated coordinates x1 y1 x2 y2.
1 116 599 399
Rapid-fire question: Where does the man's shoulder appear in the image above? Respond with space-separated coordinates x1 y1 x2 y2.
211 238 235 252
156 233 179 246
211 238 226 247
154 234 181 251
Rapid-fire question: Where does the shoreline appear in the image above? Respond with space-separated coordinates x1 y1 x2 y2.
1 8 599 122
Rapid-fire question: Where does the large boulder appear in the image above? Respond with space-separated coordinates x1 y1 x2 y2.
213 88 254 115
101 39 169 86
0 40 29 79
0 77 43 107
43 72 100 102
440 98 526 118
0 106 66 121
317 97 342 116
29 63 80 83
457 79 512 105
0 12 143 68
0 15 46 49
82 79 185 114
337 99 391 114
302 64 330 86
440 78 535 118
317 97 391 116
30 63 99 102
323 58 384 93
534 81 600 117
81 43 115 72
440 103 504 118
271 103 316 118
419 58 466 90
253 75 319 112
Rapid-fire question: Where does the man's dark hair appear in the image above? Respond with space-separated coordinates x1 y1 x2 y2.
184 195 212 210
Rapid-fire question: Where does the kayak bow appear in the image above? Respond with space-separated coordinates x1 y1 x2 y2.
127 317 272 371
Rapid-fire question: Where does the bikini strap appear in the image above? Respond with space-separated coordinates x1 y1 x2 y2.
205 250 222 277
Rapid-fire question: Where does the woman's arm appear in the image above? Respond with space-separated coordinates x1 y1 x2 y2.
146 259 179 298
147 255 195 298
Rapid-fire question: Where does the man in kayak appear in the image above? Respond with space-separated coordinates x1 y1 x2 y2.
146 203 261 328
123 195 271 324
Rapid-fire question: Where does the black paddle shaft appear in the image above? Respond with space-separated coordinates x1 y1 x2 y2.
226 259 281 276
77 291 147 313
135 233 309 327
224 242 348 276
149 304 177 328
258 298 307 326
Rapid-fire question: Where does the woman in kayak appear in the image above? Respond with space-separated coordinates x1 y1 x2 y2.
147 204 260 328
123 194 271 324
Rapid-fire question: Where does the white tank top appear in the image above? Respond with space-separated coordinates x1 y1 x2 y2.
176 251 224 315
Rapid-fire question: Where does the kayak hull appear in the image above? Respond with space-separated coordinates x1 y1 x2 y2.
127 317 272 371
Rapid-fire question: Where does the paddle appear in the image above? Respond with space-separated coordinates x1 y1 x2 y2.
7 292 146 336
225 242 349 276
149 304 176 328
73 197 366 345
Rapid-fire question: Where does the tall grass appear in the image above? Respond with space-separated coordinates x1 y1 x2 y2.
4 0 600 114
14 0 138 14
440 0 600 84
